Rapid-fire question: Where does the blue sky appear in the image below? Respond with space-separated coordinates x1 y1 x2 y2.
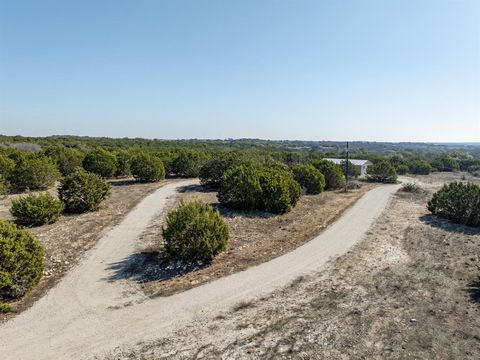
0 0 479 142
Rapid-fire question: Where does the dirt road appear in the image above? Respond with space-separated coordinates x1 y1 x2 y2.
0 180 399 360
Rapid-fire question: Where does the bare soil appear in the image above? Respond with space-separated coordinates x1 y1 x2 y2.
0 178 174 322
117 181 376 297
108 174 480 359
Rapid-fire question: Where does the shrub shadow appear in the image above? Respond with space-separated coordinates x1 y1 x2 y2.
419 214 480 236
177 184 216 194
104 251 207 284
108 178 137 187
466 280 480 306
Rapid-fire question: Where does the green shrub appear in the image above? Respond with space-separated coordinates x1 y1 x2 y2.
292 164 325 194
218 164 262 210
59 168 111 213
199 155 239 189
82 149 117 178
311 160 345 190
258 168 301 214
11 193 64 226
0 155 15 179
367 160 398 183
431 155 460 172
341 160 360 178
9 156 60 191
468 165 480 178
427 182 480 227
114 151 132 177
395 164 409 175
0 302 11 313
409 159 432 175
171 152 205 178
0 178 10 198
0 220 44 299
44 147 84 176
130 154 165 182
163 199 229 262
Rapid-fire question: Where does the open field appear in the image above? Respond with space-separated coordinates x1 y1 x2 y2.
0 178 172 322
112 181 376 297
105 173 480 359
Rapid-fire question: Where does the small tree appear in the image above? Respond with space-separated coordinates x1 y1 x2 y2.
9 156 60 191
341 160 360 178
44 147 84 176
367 160 398 183
171 152 204 178
292 164 325 194
163 199 229 262
11 193 64 226
0 220 44 300
431 155 460 172
0 178 9 198
59 168 111 213
0 155 15 179
114 150 132 177
258 168 301 214
311 160 345 190
82 149 117 178
199 155 239 189
130 154 165 182
218 164 262 210
408 159 432 175
427 182 480 227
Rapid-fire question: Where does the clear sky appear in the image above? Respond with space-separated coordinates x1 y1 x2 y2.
0 0 479 142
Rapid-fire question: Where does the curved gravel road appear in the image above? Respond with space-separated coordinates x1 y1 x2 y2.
0 180 399 359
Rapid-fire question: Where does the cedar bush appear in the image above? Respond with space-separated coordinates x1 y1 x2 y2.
431 155 460 172
0 155 15 179
82 149 117 178
0 178 10 198
199 155 239 189
408 159 432 175
311 160 345 190
0 220 44 300
258 168 301 214
9 156 60 191
217 164 262 210
171 152 204 178
163 199 229 262
292 164 325 194
130 154 165 182
11 193 64 226
395 164 410 175
59 168 111 213
44 147 84 176
114 151 132 177
427 182 480 227
367 160 397 183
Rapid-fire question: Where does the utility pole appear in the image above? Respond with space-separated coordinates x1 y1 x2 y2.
344 141 349 192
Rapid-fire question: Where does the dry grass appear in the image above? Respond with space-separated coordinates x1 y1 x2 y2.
0 178 174 322
122 182 376 297
106 173 480 360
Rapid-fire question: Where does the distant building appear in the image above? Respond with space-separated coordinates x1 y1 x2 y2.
324 158 373 177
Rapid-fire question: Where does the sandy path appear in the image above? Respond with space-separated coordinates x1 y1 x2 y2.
0 180 399 360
